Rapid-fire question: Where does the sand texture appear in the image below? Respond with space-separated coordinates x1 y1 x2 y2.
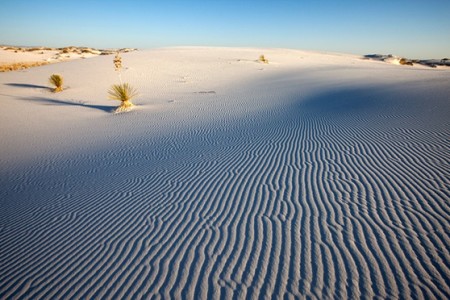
0 48 449 299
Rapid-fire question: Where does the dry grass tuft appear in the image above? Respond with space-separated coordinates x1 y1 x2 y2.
49 74 64 92
108 83 138 112
0 62 49 72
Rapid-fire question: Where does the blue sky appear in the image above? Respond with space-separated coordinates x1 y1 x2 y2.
1 0 449 58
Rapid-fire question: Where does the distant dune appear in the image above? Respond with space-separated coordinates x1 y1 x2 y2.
364 54 450 68
0 46 136 72
0 47 449 299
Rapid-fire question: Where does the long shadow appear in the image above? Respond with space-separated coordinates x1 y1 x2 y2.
21 97 115 113
5 83 51 90
297 87 385 115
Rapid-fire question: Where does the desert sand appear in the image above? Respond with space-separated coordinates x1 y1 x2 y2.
0 47 449 299
0 46 136 72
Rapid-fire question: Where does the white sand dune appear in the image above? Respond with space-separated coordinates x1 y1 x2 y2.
0 47 449 299
0 46 135 72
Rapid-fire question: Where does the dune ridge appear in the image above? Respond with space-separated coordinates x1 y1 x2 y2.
0 45 136 72
0 48 449 299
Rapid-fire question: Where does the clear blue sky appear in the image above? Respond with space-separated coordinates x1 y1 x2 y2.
1 0 449 58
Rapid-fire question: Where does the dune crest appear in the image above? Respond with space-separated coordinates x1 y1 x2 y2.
0 45 137 72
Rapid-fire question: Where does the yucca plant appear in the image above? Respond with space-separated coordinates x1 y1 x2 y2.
259 54 269 64
49 74 63 92
108 83 138 112
113 52 122 71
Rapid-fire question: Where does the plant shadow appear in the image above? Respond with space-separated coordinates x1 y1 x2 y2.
5 83 52 90
22 97 115 113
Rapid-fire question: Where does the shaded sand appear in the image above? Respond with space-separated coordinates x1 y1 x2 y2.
0 47 449 299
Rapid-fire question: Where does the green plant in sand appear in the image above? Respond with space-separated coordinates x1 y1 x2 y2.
108 83 138 112
259 54 269 64
49 74 63 92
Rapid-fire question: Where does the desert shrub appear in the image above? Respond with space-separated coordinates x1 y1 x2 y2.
0 62 49 72
49 74 63 92
259 54 269 64
399 58 413 66
108 83 138 112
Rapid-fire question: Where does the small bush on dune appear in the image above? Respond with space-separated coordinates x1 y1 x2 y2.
108 83 138 112
399 58 413 66
259 54 269 64
49 74 63 92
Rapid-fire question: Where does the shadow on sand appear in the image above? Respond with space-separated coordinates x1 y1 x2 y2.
21 97 115 113
5 83 52 90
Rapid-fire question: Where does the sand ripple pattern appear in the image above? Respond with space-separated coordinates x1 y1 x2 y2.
1 86 449 299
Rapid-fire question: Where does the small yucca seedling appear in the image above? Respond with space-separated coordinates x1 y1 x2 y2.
108 83 138 112
259 54 269 64
49 74 63 92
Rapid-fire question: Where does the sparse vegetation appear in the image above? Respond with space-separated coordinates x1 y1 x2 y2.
108 83 138 112
114 52 122 71
109 52 136 112
399 58 413 66
49 74 64 92
0 62 49 72
259 54 269 64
